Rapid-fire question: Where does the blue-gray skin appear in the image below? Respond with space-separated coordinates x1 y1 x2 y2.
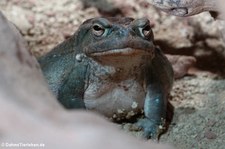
38 17 174 139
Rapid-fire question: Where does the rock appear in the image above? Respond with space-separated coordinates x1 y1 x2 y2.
166 54 196 79
218 0 225 19
1 6 33 34
145 0 225 54
145 0 218 17
79 0 122 16
204 130 217 140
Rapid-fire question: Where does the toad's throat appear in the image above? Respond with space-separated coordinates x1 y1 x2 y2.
90 48 152 57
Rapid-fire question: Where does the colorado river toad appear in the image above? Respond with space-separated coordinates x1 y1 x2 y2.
38 17 174 139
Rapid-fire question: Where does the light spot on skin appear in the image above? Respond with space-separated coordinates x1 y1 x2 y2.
112 114 117 119
117 109 124 114
159 125 164 130
126 111 135 119
155 98 160 104
131 102 138 109
75 53 85 62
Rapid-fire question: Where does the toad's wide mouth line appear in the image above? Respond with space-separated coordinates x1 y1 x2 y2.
89 48 152 57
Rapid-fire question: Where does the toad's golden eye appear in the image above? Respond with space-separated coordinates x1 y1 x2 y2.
92 24 105 37
142 25 151 37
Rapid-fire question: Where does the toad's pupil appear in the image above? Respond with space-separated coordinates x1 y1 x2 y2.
93 25 103 31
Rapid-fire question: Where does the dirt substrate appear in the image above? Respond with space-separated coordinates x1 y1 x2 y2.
1 0 224 148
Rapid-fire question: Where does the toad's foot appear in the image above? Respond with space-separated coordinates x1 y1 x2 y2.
136 118 166 140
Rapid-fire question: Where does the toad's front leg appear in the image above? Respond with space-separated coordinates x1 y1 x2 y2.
137 83 167 139
137 48 173 139
58 62 89 109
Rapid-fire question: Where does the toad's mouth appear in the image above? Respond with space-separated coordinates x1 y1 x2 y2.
89 48 152 57
88 48 153 67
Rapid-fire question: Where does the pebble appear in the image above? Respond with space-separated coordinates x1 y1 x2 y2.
204 130 217 140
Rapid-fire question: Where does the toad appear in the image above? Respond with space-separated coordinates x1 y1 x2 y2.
38 17 174 139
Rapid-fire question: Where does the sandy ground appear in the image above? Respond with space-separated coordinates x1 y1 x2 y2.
0 0 225 148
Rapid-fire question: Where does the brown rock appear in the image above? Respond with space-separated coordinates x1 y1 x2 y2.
204 130 217 140
166 54 196 79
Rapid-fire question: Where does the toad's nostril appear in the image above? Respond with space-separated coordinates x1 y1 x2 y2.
142 25 151 37
129 18 150 36
131 18 149 28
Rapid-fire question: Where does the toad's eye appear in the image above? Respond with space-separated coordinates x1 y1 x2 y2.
142 25 151 38
92 24 105 37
